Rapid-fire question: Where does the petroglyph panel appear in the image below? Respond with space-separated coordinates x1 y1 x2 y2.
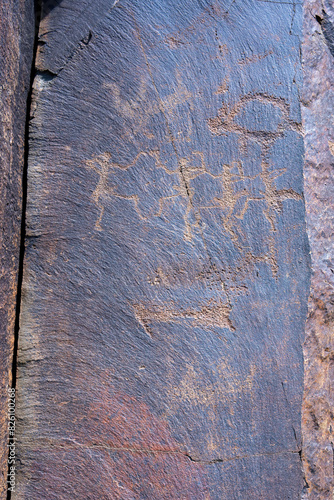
15 0 310 498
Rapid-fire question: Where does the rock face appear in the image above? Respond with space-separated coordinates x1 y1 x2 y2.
14 0 310 498
0 0 34 496
302 1 334 498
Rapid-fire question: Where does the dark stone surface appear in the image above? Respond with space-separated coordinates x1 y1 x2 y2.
0 0 35 496
302 0 334 498
15 0 310 498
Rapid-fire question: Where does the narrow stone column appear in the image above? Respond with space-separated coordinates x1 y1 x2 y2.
0 1 35 496
302 1 334 498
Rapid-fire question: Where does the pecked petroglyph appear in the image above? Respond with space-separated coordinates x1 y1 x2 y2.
164 360 258 444
86 149 199 239
237 50 274 66
161 70 195 114
85 94 302 279
207 92 303 275
160 3 228 51
86 149 218 240
102 77 160 139
133 299 234 338
215 77 229 95
169 362 257 407
208 92 302 140
86 141 301 278
102 70 196 143
147 260 228 291
146 251 278 302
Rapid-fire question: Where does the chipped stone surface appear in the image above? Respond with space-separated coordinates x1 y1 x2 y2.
15 0 309 498
0 0 34 496
302 0 334 498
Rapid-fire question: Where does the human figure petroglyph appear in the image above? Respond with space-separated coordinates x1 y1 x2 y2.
86 146 300 242
86 149 198 239
85 93 302 279
207 92 303 274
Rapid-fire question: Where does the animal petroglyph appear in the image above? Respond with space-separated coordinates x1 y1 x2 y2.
102 77 159 140
168 361 257 408
133 299 234 339
237 50 274 66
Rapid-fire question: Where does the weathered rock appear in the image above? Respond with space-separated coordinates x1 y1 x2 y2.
15 0 310 498
0 0 35 496
302 0 334 498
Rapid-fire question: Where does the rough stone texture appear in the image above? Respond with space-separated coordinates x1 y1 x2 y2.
301 0 334 498
15 1 310 498
0 0 34 496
